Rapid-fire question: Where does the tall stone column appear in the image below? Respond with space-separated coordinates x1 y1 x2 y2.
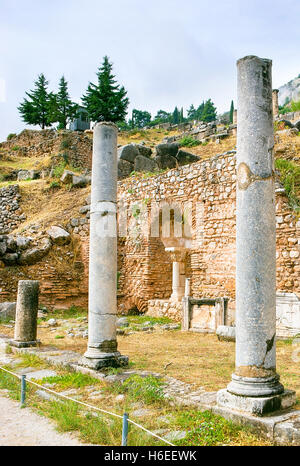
272 89 279 118
217 56 295 415
10 280 39 348
80 122 128 370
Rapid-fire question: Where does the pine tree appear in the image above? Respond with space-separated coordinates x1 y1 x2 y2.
18 74 53 129
52 76 79 129
201 99 217 122
82 56 129 122
196 101 205 121
187 104 196 120
229 100 234 124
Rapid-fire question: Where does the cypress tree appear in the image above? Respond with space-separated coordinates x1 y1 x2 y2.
229 100 234 124
82 56 129 122
172 106 180 124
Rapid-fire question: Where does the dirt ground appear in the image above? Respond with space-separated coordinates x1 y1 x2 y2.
1 323 299 403
0 393 85 446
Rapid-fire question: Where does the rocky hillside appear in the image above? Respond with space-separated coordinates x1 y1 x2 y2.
278 74 300 106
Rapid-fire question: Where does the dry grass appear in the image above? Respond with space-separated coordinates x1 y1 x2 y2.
118 128 181 147
12 180 90 232
2 322 298 407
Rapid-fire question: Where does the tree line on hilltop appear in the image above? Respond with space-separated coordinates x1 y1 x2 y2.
18 56 235 131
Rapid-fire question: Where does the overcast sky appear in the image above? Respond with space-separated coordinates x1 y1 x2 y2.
0 0 299 141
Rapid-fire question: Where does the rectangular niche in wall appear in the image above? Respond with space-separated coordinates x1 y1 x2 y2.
182 297 229 333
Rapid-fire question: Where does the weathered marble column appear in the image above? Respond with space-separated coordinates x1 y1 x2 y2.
10 280 39 347
80 122 128 370
272 89 279 118
166 247 186 301
217 56 295 415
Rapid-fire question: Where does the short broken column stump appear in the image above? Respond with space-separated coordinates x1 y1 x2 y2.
9 280 40 348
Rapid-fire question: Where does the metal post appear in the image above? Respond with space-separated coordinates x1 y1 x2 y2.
122 412 129 446
20 374 26 407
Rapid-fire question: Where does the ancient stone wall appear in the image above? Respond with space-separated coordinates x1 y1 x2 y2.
116 151 300 323
0 185 25 234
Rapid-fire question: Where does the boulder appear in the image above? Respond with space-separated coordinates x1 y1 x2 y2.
136 145 152 158
294 120 300 131
17 170 40 181
216 325 236 342
15 236 32 250
18 238 52 265
0 241 7 256
6 236 17 252
60 170 75 184
72 175 91 187
2 253 18 265
118 144 139 163
176 150 200 166
156 143 179 158
0 302 16 320
118 159 133 179
155 154 177 170
117 317 129 328
278 119 294 129
47 226 70 245
79 205 90 214
134 156 158 173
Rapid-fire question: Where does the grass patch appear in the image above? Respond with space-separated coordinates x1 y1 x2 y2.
16 353 47 369
169 409 265 446
50 306 87 320
275 158 300 211
105 374 165 405
127 315 173 325
0 369 21 400
39 372 98 390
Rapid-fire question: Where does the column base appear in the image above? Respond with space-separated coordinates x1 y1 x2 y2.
79 351 129 370
227 373 284 397
9 339 40 348
217 388 296 416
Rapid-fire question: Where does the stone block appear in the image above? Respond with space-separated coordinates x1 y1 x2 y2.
217 388 296 416
216 325 236 341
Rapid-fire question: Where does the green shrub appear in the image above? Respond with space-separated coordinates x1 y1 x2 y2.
7 133 17 141
11 145 20 151
275 158 300 211
179 136 201 148
52 161 66 178
49 181 60 190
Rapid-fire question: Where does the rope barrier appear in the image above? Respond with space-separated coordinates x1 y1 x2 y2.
0 365 175 446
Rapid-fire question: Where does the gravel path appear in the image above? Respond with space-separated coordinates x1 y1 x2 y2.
0 393 85 446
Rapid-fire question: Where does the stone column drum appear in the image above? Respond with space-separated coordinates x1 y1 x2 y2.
10 280 40 347
217 56 295 415
80 122 128 370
